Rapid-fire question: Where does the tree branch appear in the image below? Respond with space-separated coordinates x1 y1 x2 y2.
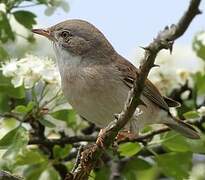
28 117 205 148
0 171 23 180
64 1 202 179
29 135 96 146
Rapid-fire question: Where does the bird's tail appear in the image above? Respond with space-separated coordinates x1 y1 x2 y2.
165 117 200 139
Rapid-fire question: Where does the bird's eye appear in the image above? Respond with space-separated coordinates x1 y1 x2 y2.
61 31 71 39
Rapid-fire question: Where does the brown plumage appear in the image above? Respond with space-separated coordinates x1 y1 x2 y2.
32 19 199 139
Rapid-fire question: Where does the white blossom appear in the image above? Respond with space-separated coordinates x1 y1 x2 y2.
1 54 61 89
0 3 6 13
11 75 23 88
180 90 190 100
2 60 18 77
197 106 205 116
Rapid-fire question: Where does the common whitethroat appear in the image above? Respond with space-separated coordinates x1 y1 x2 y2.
32 19 199 139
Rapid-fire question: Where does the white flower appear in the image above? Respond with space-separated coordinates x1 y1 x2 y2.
180 90 190 100
42 69 59 83
197 106 205 116
1 54 61 89
24 75 39 89
0 3 6 13
11 75 23 88
2 60 18 77
40 59 61 84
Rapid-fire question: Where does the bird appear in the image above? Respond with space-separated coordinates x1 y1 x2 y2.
32 19 199 140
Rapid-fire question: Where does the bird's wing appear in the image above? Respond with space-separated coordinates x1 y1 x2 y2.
114 54 179 111
163 96 181 107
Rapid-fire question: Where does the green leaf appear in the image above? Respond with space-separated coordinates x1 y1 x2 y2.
187 138 205 153
156 152 192 180
123 171 137 180
192 72 205 95
51 109 76 126
27 34 35 43
163 132 205 153
95 166 110 180
123 158 155 180
0 73 10 86
0 46 9 60
53 144 72 159
60 1 70 12
0 92 10 112
36 0 49 5
0 74 25 98
13 105 27 113
2 85 25 99
0 12 15 42
183 110 200 119
13 10 36 29
193 31 205 61
135 167 158 180
2 118 17 128
13 101 34 114
47 166 61 180
39 118 56 128
118 142 141 157
23 162 48 180
16 149 46 165
44 6 56 16
2 126 29 159
0 126 19 148
123 157 151 172
27 101 35 111
162 132 191 152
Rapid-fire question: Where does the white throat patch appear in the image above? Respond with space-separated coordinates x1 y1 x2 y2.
53 43 82 71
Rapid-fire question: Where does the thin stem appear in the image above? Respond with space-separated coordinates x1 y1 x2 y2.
40 89 62 109
144 146 159 157
39 82 48 103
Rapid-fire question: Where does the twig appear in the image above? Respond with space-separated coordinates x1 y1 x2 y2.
119 126 170 144
72 145 84 173
29 135 96 146
28 118 204 147
0 171 23 180
67 1 202 179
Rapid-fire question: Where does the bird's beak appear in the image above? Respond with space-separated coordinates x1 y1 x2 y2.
32 28 54 40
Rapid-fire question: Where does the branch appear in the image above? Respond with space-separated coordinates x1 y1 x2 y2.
119 126 170 144
119 117 205 143
29 135 96 146
28 117 205 148
66 1 202 179
0 171 23 180
28 128 168 147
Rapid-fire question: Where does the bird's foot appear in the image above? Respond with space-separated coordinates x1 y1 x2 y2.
116 131 138 143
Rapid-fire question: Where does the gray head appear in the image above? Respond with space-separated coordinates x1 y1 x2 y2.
32 19 115 59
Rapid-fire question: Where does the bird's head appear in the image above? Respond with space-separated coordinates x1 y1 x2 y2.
32 19 114 60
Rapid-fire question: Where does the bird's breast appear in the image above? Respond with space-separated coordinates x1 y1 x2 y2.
60 63 129 127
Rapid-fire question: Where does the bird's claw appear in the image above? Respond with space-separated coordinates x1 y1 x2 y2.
116 131 138 143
